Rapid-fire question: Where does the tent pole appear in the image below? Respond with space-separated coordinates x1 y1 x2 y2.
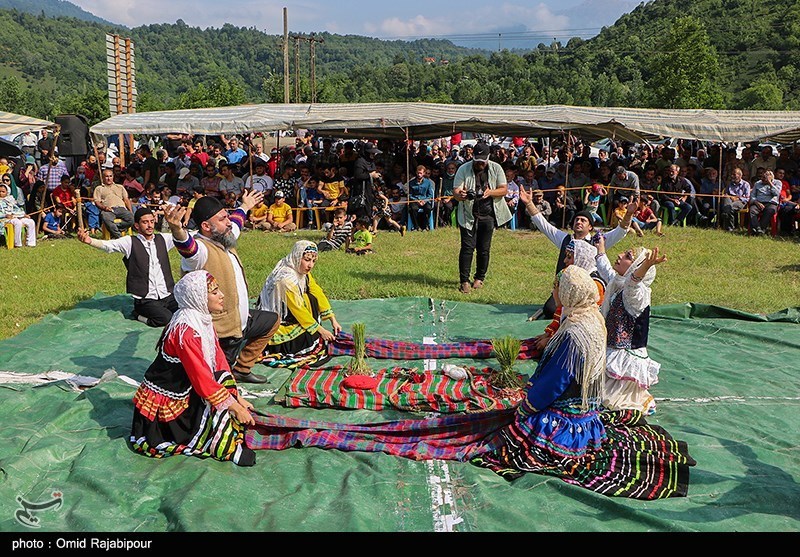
248 142 254 191
717 143 723 228
562 131 572 230
405 128 410 228
435 176 441 229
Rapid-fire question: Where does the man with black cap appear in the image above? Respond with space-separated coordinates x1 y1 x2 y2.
76 207 178 327
348 143 381 220
164 189 279 384
452 142 512 294
520 184 635 320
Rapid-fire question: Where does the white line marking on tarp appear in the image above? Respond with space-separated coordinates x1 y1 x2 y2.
425 459 464 532
421 298 463 531
656 395 800 403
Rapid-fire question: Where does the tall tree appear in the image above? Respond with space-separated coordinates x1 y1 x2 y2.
646 17 726 109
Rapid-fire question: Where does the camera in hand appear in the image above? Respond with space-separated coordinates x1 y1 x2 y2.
465 187 484 201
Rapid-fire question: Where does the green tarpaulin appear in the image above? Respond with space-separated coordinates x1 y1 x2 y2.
0 294 798 532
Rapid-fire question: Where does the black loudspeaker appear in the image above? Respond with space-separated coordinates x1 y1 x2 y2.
55 114 91 156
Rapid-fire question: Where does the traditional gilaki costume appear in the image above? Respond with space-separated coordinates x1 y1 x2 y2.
257 241 335 369
596 246 660 415
541 240 606 343
130 271 256 466
471 265 695 499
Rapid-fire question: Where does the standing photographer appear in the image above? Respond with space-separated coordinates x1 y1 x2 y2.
452 142 512 294
348 143 381 220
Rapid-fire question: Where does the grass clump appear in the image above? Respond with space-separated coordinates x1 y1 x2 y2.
491 335 524 390
345 322 374 377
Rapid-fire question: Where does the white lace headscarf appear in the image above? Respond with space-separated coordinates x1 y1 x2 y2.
568 239 598 274
543 265 607 410
258 240 318 319
163 270 218 372
600 246 656 317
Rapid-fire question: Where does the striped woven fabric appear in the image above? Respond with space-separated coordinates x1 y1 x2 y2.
471 409 696 499
281 365 524 413
329 333 542 360
245 408 516 461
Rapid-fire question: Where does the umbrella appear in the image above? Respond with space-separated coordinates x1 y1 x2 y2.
0 137 23 158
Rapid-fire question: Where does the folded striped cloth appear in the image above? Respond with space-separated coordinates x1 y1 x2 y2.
280 365 524 413
245 408 516 461
329 333 542 360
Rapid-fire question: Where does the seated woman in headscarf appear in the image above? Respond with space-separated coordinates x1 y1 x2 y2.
594 235 665 415
130 270 257 467
531 239 606 355
471 265 694 499
257 240 342 369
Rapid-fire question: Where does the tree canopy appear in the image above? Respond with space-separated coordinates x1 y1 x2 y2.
0 0 798 126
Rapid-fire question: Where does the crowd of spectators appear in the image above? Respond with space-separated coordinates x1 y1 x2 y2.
4 129 800 248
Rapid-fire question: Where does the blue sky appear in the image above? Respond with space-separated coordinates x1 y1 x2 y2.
72 0 644 49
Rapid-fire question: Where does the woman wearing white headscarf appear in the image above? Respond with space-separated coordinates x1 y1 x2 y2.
595 235 665 414
531 239 606 354
257 240 341 368
130 270 257 466
471 265 695 498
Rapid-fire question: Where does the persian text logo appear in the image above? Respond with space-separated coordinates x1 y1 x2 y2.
15 490 63 528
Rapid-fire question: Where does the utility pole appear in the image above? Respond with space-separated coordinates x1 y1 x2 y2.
308 33 324 103
292 34 302 103
283 7 289 103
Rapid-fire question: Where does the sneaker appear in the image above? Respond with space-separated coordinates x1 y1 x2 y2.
400 225 406 237
459 281 471 294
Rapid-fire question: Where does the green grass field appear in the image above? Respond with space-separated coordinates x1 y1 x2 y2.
1 224 798 340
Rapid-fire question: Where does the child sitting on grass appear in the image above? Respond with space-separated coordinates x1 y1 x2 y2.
633 196 664 236
43 204 70 239
318 207 353 252
609 196 643 236
346 216 373 255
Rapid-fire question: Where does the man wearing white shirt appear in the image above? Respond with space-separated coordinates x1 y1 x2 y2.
77 207 178 327
244 159 274 195
520 185 634 320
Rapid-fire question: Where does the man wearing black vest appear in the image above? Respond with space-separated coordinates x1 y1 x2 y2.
519 185 635 320
77 207 178 327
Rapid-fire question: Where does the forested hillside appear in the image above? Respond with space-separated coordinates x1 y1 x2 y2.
0 0 798 126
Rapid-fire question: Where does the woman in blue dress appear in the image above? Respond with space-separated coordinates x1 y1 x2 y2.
472 265 695 499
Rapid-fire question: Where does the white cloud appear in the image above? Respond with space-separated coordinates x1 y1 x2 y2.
361 3 569 39
364 15 449 38
498 2 570 32
73 0 298 32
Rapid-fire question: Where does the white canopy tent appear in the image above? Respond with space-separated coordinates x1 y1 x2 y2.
89 102 800 144
0 110 55 136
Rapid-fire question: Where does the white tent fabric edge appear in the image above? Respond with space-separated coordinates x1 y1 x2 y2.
0 110 56 136
89 102 800 144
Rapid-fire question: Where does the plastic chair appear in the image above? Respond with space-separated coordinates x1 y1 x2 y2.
294 206 322 230
101 218 132 240
660 206 686 227
746 208 778 236
4 222 16 249
407 206 435 231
